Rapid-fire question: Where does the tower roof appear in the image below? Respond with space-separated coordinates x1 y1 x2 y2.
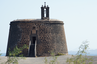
10 19 64 25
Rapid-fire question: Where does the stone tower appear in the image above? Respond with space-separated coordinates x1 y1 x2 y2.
6 2 68 57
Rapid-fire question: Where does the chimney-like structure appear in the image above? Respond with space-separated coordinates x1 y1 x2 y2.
41 2 49 20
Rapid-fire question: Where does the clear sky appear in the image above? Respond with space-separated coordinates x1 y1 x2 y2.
0 0 97 53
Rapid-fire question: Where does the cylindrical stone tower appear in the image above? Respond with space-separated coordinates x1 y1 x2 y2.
6 2 68 57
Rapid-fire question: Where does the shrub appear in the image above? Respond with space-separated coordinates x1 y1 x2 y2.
56 53 65 56
3 44 28 64
0 50 1 56
66 41 93 64
44 50 59 64
0 50 1 60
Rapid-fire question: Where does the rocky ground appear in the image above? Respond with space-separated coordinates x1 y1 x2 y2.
0 55 97 64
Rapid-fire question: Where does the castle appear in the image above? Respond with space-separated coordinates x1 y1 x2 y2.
6 2 68 57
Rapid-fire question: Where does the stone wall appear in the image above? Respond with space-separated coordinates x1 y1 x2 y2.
6 19 68 57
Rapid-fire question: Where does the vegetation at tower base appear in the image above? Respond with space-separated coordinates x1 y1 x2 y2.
44 50 59 64
44 41 93 64
56 52 66 56
66 41 93 64
3 44 28 64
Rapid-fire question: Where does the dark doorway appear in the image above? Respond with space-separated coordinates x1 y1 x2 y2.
29 36 36 57
31 37 36 45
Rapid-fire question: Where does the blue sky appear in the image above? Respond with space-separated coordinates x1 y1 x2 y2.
0 0 97 53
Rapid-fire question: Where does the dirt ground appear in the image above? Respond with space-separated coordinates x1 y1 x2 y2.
0 55 97 64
